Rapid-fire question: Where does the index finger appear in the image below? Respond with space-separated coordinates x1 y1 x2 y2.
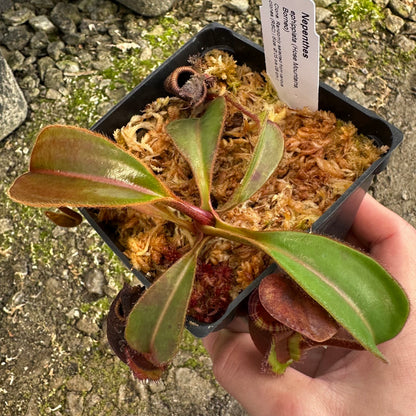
348 193 416 290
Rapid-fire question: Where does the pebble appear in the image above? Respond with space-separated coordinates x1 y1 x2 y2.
394 34 416 52
47 40 65 60
56 59 80 73
66 375 93 392
315 0 337 6
2 8 34 26
2 26 32 50
50 2 80 34
404 21 416 36
75 317 100 336
30 31 49 51
115 0 175 17
45 277 63 295
6 50 25 70
316 7 333 23
66 392 84 416
83 269 105 296
37 56 55 79
29 15 57 33
343 85 376 108
43 67 64 90
45 88 62 100
225 0 250 14
0 218 13 233
385 9 406 34
389 0 413 19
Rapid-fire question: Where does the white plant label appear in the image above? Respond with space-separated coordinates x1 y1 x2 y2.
260 0 320 111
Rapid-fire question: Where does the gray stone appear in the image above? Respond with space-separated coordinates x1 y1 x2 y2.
389 0 413 19
66 375 93 392
45 88 62 100
316 7 332 23
115 0 175 17
66 392 84 416
2 8 35 26
47 40 65 60
62 32 86 46
50 2 80 34
6 50 25 70
2 26 32 50
21 75 40 100
45 277 62 295
385 9 405 34
43 67 64 90
83 269 105 296
75 317 100 336
37 56 56 80
0 218 13 233
0 53 27 140
343 85 376 108
56 59 80 73
314 0 336 6
29 31 49 51
225 0 249 14
29 15 57 33
403 21 416 36
78 0 101 13
394 34 416 53
24 395 39 416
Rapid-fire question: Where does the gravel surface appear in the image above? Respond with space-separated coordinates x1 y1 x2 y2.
0 1 415 415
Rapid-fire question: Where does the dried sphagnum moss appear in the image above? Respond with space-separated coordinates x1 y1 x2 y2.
98 50 386 321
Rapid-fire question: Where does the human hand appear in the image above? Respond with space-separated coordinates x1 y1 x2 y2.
203 194 416 415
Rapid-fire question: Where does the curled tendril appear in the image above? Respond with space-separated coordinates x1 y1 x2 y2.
164 66 214 108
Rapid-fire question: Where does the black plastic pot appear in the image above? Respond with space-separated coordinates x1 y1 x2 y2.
81 23 403 337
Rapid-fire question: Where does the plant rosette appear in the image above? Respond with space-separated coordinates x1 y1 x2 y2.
8 24 409 381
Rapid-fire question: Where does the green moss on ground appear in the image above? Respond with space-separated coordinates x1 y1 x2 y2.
333 0 384 27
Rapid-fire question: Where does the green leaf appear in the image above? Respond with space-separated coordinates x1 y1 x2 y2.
125 240 204 365
166 97 226 210
210 222 410 359
8 125 171 208
219 120 284 211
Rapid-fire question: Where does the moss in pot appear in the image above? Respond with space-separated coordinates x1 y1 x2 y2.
8 48 409 381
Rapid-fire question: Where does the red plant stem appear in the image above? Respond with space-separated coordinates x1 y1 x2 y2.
131 203 194 231
167 199 215 226
222 92 261 128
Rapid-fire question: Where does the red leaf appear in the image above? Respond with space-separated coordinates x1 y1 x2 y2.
258 272 339 342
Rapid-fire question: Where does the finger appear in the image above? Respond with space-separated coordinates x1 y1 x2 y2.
350 194 409 249
349 194 416 290
223 314 249 333
203 330 332 416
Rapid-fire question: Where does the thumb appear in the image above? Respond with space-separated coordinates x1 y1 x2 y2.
203 330 334 416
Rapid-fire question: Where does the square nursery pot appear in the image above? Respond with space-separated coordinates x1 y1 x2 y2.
81 23 403 338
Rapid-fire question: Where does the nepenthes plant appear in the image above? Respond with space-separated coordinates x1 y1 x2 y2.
8 92 409 381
